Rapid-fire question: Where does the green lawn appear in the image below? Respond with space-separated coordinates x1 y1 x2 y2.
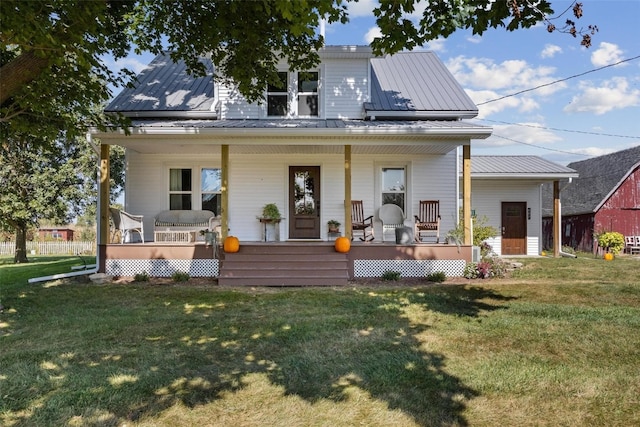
1 255 639 426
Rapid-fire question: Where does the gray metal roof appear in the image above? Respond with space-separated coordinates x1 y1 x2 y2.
106 54 215 116
367 52 478 119
469 155 578 178
542 145 640 216
106 50 478 120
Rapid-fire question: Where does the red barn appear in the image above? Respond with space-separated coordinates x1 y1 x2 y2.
543 145 640 252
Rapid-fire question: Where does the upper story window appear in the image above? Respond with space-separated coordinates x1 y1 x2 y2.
267 71 319 117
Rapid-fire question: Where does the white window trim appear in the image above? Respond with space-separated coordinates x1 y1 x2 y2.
374 161 412 220
265 69 320 119
166 165 222 211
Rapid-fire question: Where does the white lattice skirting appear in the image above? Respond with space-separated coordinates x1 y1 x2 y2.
354 259 466 277
106 259 219 277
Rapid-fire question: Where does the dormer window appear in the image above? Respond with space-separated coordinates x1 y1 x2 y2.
267 71 319 118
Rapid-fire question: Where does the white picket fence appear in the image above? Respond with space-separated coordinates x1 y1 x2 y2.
0 241 96 256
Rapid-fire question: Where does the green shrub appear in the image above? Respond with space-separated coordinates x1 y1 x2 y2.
171 271 190 282
381 270 401 281
133 271 149 282
426 271 446 283
596 231 625 254
445 211 499 246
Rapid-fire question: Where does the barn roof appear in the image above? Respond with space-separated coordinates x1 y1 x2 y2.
542 145 640 216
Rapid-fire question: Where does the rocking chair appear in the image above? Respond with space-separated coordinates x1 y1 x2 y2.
351 200 374 241
414 200 441 243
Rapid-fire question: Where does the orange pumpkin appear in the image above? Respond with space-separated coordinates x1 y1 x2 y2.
224 236 240 253
603 252 614 261
334 236 351 253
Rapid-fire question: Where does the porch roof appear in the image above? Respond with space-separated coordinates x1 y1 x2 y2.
93 118 492 154
465 155 579 180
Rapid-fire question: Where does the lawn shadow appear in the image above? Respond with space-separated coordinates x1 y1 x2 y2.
1 283 519 426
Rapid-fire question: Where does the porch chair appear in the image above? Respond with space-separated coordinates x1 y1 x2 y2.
632 236 640 255
351 200 374 241
414 200 441 243
109 207 145 244
378 204 405 242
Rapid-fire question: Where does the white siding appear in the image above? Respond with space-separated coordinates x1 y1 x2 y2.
219 84 263 119
471 180 543 256
323 58 369 119
126 149 460 242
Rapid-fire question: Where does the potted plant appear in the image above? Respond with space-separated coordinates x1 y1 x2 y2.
260 203 282 221
327 219 341 233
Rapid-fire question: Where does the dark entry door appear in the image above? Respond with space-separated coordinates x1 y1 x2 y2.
289 166 321 239
502 202 527 255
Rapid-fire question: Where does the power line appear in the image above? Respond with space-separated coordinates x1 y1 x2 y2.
487 134 593 157
477 118 640 139
477 55 640 105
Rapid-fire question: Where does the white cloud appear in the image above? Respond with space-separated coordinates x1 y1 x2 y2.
347 0 378 18
114 56 151 74
425 38 446 52
563 77 640 115
477 122 562 149
541 44 562 59
446 56 563 96
364 26 382 45
591 42 624 67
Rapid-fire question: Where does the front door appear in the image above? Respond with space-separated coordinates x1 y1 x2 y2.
502 202 527 255
289 166 321 239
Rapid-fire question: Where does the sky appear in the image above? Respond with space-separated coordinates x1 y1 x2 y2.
109 0 640 166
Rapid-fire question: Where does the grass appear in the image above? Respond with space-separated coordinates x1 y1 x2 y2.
1 254 639 426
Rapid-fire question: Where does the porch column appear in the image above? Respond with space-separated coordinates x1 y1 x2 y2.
344 145 352 239
98 143 110 272
221 145 229 240
462 145 472 245
553 180 560 258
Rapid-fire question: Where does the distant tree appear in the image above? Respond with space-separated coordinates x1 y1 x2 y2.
2 0 596 127
0 126 86 262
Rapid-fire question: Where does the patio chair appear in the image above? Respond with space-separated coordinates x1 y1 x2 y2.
624 235 635 254
110 207 145 244
351 200 374 241
414 200 441 243
378 204 405 242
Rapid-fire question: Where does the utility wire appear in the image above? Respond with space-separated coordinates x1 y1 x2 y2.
477 118 640 139
477 55 640 105
487 134 592 157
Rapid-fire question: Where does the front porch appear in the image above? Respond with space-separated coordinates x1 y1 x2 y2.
101 241 473 286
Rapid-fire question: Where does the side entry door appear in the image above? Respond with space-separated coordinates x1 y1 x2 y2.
502 202 527 255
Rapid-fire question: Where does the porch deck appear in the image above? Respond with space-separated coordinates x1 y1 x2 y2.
101 240 472 285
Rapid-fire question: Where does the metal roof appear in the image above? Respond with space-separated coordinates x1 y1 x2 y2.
469 155 578 178
106 54 215 117
367 52 478 119
106 49 479 120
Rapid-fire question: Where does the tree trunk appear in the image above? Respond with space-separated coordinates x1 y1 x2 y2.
0 51 51 105
14 225 29 264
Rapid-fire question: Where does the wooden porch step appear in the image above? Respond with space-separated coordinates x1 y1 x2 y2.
218 242 349 286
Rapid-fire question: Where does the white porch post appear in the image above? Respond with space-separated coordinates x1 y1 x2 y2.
345 145 352 240
221 144 229 240
463 145 472 245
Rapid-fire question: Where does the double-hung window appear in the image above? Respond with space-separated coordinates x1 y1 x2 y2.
381 167 406 213
169 167 222 215
267 70 319 117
